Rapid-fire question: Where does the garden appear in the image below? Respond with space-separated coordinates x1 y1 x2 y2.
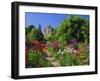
25 15 89 68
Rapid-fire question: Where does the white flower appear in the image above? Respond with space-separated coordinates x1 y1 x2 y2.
63 49 66 52
61 51 64 54
73 50 77 54
63 47 74 54
57 49 62 54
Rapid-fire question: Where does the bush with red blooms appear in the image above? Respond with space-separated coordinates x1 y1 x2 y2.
32 40 44 52
25 47 29 64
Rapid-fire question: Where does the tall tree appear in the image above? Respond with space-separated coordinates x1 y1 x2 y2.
26 25 37 41
53 15 89 43
36 24 44 41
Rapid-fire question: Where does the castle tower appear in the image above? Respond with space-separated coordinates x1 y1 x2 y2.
44 25 53 39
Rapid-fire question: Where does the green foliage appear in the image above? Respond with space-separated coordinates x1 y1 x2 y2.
53 15 89 44
36 24 44 41
26 24 44 41
27 27 37 41
60 53 74 66
38 53 52 67
26 25 35 36
27 49 52 67
28 49 39 66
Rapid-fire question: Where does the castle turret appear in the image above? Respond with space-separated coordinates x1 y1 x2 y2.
44 25 54 39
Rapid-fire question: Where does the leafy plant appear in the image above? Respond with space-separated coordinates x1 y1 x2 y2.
28 49 39 67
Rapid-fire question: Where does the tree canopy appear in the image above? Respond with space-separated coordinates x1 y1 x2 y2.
52 15 89 44
26 24 44 42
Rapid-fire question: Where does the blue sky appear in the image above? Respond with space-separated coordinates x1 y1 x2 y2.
25 12 89 33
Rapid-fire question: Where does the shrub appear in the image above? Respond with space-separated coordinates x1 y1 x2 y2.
28 49 39 67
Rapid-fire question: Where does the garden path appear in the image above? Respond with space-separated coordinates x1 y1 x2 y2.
43 49 61 67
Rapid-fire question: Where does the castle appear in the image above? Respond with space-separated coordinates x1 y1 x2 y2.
44 25 54 39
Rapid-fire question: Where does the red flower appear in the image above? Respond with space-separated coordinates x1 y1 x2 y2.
25 48 29 64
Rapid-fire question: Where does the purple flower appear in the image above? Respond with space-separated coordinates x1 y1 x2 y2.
69 38 78 48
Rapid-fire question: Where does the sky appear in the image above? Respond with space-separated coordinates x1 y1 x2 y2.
25 12 89 33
